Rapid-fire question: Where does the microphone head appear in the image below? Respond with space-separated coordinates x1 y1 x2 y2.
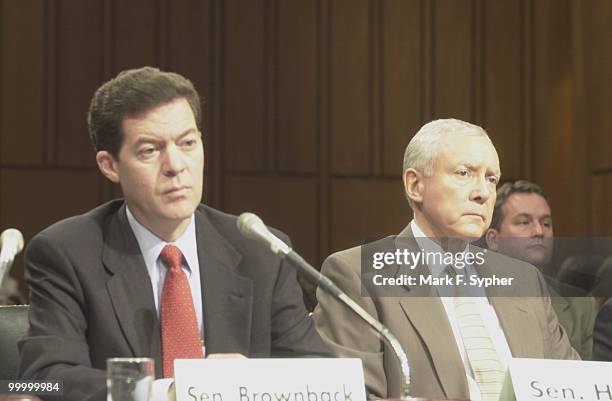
0 228 24 270
236 212 291 255
237 212 266 239
0 228 24 255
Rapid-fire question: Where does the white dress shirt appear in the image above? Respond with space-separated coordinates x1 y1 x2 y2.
410 220 512 401
126 206 204 401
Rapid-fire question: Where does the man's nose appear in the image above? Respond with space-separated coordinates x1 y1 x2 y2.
470 176 492 204
162 145 186 176
532 221 544 237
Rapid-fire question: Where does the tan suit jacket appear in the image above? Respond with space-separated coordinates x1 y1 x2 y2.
313 226 579 400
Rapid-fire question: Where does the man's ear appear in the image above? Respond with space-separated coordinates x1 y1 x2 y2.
96 151 120 183
485 228 499 250
403 168 424 205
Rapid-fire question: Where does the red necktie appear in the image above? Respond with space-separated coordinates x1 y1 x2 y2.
159 244 203 378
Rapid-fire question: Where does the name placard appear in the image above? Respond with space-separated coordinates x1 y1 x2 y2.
503 358 612 401
174 358 366 401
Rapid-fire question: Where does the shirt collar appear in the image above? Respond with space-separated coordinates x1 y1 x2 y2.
409 219 473 278
126 206 198 276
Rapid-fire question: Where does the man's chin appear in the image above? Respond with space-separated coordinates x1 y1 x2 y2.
523 252 551 269
160 199 199 220
452 225 486 241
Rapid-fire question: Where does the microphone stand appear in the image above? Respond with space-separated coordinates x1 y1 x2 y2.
283 251 414 400
238 213 469 401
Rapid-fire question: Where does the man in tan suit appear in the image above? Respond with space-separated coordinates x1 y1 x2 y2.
313 119 578 400
485 180 597 359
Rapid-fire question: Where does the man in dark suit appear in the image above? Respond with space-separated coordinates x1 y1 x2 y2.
313 119 578 400
594 298 612 361
18 67 326 401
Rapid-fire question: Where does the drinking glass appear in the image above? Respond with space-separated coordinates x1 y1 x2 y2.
107 357 154 401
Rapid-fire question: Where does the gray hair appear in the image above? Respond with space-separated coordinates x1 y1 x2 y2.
402 118 491 208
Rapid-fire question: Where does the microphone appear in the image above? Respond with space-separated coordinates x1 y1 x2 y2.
236 213 292 256
0 228 24 285
237 213 414 400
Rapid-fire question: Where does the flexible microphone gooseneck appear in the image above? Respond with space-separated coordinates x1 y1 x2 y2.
237 213 413 400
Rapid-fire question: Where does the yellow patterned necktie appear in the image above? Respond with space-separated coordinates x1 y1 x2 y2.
446 266 505 401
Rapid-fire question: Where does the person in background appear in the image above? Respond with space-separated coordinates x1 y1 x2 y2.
485 180 597 359
593 296 612 361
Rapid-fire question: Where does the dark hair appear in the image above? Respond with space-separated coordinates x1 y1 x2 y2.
490 180 549 231
87 66 201 158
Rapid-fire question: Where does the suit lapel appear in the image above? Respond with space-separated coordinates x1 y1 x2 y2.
102 205 162 376
195 207 253 356
398 297 468 398
394 227 468 398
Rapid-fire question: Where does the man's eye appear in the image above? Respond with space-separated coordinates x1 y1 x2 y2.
181 138 198 148
456 170 468 177
487 176 499 185
139 147 158 157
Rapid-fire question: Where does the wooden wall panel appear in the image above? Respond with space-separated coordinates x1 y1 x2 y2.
381 0 422 176
432 0 472 120
1 169 100 291
113 0 158 71
330 178 408 253
224 0 266 171
0 0 44 165
55 0 103 167
483 0 523 180
0 169 100 238
532 0 589 236
166 0 211 127
583 0 612 172
330 0 370 175
223 175 318 264
591 175 612 236
277 0 318 173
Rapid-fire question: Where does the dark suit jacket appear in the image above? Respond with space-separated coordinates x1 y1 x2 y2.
593 298 612 361
313 226 578 400
18 200 327 401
